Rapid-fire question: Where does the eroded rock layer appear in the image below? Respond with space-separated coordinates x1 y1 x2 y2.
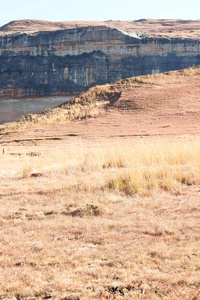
1 20 200 99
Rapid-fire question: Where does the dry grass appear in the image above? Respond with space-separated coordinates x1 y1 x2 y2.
0 100 108 133
2 19 200 40
1 66 200 298
0 138 200 299
0 84 115 133
1 65 200 134
2 139 200 194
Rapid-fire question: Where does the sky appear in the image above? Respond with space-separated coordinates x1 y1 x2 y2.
1 0 200 28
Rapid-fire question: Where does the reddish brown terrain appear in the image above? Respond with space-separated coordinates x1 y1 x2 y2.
0 68 200 299
1 67 200 150
1 19 200 39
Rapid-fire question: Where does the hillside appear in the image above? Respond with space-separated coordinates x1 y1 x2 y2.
1 66 200 138
0 67 200 299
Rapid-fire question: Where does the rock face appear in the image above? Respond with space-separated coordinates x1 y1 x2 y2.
1 20 200 99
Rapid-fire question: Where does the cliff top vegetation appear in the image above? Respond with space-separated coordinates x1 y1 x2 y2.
1 18 200 39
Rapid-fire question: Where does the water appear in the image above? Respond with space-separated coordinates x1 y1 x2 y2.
0 95 73 124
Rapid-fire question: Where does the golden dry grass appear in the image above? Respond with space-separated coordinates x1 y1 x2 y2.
0 84 114 133
0 101 108 133
1 65 200 134
1 66 200 299
0 138 200 299
2 138 200 194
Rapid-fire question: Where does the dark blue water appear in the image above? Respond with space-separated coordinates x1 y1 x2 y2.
0 95 73 124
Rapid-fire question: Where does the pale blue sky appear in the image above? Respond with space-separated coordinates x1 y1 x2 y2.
0 0 199 28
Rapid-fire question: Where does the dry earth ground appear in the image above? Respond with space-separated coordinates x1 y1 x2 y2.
0 68 200 299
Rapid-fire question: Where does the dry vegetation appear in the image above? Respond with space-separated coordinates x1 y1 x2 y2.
1 138 200 299
1 65 200 134
0 84 116 133
2 19 200 40
1 66 200 299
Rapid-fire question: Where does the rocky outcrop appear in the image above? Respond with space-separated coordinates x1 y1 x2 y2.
1 21 200 99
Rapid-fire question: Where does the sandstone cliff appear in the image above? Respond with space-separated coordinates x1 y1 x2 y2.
1 19 200 99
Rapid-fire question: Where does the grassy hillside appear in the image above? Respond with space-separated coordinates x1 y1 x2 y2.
0 66 200 299
1 65 200 133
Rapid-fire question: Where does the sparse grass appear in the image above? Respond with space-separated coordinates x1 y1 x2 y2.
1 65 200 134
1 65 200 298
0 98 110 133
2 139 199 195
1 138 200 299
0 83 121 133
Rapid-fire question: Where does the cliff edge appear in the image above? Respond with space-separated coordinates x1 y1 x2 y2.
1 19 200 99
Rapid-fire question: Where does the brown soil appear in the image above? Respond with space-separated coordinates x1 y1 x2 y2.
1 68 200 299
1 19 200 39
1 67 200 152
